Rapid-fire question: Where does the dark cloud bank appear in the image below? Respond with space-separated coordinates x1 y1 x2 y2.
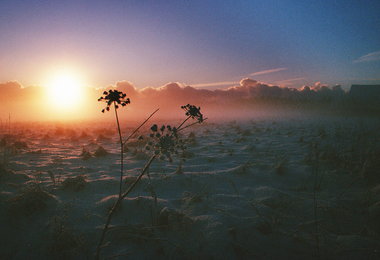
0 78 379 122
109 78 379 120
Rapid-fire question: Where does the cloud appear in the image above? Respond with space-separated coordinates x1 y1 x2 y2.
189 81 239 88
250 68 288 76
353 51 380 63
0 80 46 101
238 78 257 88
0 80 23 94
112 80 140 99
0 78 348 122
274 78 306 86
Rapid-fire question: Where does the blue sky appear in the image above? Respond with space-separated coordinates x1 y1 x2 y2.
1 0 379 91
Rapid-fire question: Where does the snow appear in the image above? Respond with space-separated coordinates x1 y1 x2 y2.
1 114 379 259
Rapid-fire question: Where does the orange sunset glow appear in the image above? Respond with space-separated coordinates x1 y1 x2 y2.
1 1 379 123
1 77 369 123
1 2 380 259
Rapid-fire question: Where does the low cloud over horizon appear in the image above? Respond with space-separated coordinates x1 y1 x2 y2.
0 78 348 122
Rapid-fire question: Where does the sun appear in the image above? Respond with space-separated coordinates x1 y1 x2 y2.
47 73 83 109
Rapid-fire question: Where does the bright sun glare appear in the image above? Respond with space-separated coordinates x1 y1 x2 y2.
48 73 82 109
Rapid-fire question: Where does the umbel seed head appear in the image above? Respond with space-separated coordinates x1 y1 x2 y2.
98 89 130 113
181 104 203 123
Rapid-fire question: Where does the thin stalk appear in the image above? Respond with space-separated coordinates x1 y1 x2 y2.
95 155 157 260
177 116 191 131
114 103 124 197
122 108 159 146
313 144 320 260
96 108 159 259
178 118 208 132
119 155 156 200
337 176 361 199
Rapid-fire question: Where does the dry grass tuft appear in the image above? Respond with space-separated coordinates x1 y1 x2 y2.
8 184 52 217
61 175 87 191
47 206 88 259
131 149 150 160
94 145 108 157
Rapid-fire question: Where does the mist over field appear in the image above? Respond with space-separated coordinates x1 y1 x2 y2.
1 107 380 259
1 79 380 259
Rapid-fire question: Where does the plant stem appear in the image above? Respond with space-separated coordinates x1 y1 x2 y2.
313 143 320 260
177 116 191 131
122 108 159 146
96 108 159 259
178 118 208 132
337 176 361 199
95 155 157 260
114 103 123 197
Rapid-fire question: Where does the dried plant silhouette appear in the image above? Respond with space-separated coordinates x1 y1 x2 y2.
95 93 205 259
98 90 131 197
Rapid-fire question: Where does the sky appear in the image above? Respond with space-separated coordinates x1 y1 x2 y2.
0 1 379 122
1 0 379 91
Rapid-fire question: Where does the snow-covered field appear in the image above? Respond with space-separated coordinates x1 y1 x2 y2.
1 113 380 259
